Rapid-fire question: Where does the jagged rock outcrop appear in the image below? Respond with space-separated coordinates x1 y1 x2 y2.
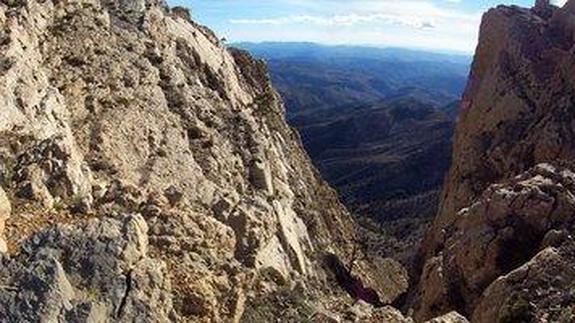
533 0 553 18
472 241 575 322
0 186 10 252
0 214 173 322
417 164 575 321
0 0 405 321
413 0 575 321
425 312 468 323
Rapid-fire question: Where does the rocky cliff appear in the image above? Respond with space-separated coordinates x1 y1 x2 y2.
413 0 575 321
0 1 408 321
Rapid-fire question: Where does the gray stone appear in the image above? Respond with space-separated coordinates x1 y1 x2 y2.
425 312 469 323
119 0 146 13
0 214 173 322
0 186 10 243
15 256 75 322
250 159 274 195
65 301 108 323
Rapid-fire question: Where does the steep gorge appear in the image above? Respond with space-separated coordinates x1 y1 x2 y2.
6 0 575 322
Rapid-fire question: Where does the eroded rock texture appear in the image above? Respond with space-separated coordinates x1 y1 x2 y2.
0 214 173 322
414 1 575 321
0 0 405 321
417 164 575 321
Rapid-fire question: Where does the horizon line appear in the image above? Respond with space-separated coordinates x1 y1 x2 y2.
230 40 475 56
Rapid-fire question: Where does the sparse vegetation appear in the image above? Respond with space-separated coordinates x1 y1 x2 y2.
4 0 26 9
500 294 535 323
345 235 370 276
52 199 67 213
241 287 315 323
0 156 15 189
260 267 288 287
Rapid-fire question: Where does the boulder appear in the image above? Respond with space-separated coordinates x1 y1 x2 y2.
15 256 76 322
0 214 174 322
416 164 575 321
425 312 468 323
0 187 10 253
472 244 575 322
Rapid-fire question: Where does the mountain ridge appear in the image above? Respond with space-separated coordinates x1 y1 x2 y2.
237 42 465 265
233 42 473 64
0 1 409 321
234 42 471 119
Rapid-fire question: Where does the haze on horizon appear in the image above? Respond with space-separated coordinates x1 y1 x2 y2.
168 0 568 53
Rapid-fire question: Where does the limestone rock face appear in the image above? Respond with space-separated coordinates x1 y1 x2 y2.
413 1 575 321
0 187 10 252
472 244 575 323
0 214 173 322
425 312 469 323
417 163 575 321
0 0 397 321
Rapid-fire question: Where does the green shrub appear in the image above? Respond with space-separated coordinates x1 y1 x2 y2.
4 0 26 8
241 287 315 323
500 294 535 323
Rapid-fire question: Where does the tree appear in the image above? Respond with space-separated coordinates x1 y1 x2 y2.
345 234 370 276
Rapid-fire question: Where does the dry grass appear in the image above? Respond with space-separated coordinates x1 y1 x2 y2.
5 197 96 254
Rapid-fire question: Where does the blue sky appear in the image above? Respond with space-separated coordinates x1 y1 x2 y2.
167 0 568 53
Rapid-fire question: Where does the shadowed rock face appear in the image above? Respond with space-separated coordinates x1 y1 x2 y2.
0 0 408 321
0 214 173 322
416 164 575 321
413 1 575 321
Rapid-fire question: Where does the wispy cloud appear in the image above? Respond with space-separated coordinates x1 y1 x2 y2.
182 0 495 52
228 0 480 31
231 13 436 30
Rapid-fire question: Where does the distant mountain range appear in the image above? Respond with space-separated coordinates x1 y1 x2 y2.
234 42 471 119
236 42 470 261
233 42 471 65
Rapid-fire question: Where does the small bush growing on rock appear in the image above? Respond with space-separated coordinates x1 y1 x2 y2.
0 157 15 189
241 287 314 323
4 0 26 8
260 267 288 287
171 6 191 22
52 199 67 213
500 294 535 323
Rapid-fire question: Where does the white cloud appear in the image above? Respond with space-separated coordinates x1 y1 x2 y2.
229 1 480 30
222 0 482 52
231 13 437 30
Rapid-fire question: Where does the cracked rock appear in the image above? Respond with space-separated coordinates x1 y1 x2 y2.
0 186 10 253
0 214 173 322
